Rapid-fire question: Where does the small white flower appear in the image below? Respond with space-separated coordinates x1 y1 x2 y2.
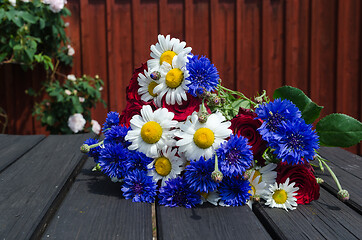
265 178 299 211
64 89 72 95
73 90 78 95
91 120 101 135
21 0 30 3
9 0 16 6
64 22 70 27
99 86 103 91
79 97 85 103
200 191 221 206
68 113 86 133
67 74 76 81
67 45 75 56
49 0 65 13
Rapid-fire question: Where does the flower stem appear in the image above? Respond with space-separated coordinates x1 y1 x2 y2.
217 84 257 107
316 154 342 191
89 140 104 149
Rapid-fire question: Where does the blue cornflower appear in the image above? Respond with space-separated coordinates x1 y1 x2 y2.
104 124 130 147
83 138 101 162
269 118 319 165
186 55 219 97
121 169 157 203
98 143 127 178
218 177 251 206
124 150 153 173
184 157 219 192
159 176 201 208
255 99 302 141
216 134 253 177
102 111 120 132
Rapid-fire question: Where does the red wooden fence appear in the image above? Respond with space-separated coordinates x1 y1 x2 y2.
0 0 361 154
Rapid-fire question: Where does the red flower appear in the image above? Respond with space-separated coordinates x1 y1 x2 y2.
161 93 209 122
230 109 266 160
276 162 320 204
119 100 156 127
126 63 147 102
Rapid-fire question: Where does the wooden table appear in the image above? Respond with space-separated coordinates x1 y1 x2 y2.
0 134 361 240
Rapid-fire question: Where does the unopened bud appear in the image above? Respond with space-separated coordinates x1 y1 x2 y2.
213 96 221 106
211 170 223 183
80 144 90 153
316 177 324 184
198 112 208 123
254 96 263 104
337 189 350 202
150 71 161 80
253 195 261 202
220 98 226 104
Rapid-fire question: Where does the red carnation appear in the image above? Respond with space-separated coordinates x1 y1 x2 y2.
276 162 320 204
119 100 156 127
126 63 147 102
230 108 266 161
161 93 209 122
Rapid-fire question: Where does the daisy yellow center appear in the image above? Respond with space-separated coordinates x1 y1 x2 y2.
166 68 184 89
252 170 262 183
272 189 288 204
141 121 162 144
148 81 158 97
193 128 215 149
248 183 256 196
200 192 209 199
154 157 172 176
160 50 176 65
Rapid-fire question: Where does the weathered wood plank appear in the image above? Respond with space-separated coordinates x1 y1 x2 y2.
254 188 362 240
0 134 45 172
41 158 153 240
157 204 271 240
316 147 362 213
0 134 91 240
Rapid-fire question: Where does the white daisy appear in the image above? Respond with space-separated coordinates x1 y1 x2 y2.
125 105 177 158
137 69 162 107
200 191 221 206
147 34 192 72
147 147 185 186
265 178 299 211
175 111 232 161
246 171 269 209
153 54 190 105
251 163 277 185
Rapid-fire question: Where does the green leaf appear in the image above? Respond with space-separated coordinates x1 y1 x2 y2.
316 113 362 147
20 12 37 24
0 52 7 62
273 86 323 124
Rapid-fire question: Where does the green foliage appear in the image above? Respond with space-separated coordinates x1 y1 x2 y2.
32 74 106 134
0 0 72 70
316 113 362 147
273 86 323 124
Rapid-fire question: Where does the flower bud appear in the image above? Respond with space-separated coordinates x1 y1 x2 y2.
254 96 263 104
197 112 208 123
316 177 324 184
337 189 350 202
253 195 261 202
211 170 223 183
150 71 161 80
80 144 90 153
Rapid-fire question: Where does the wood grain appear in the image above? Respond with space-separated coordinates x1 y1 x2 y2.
0 134 90 240
157 203 271 240
42 158 153 240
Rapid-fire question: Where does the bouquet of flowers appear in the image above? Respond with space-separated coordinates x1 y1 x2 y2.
81 35 362 211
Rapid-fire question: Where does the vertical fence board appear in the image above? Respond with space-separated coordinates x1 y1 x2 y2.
184 0 194 46
190 0 210 57
336 0 361 154
106 0 133 113
80 0 109 123
236 0 262 97
310 0 337 118
211 0 236 89
132 0 159 68
0 65 15 134
285 0 310 94
159 0 184 40
66 0 82 77
262 0 285 97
